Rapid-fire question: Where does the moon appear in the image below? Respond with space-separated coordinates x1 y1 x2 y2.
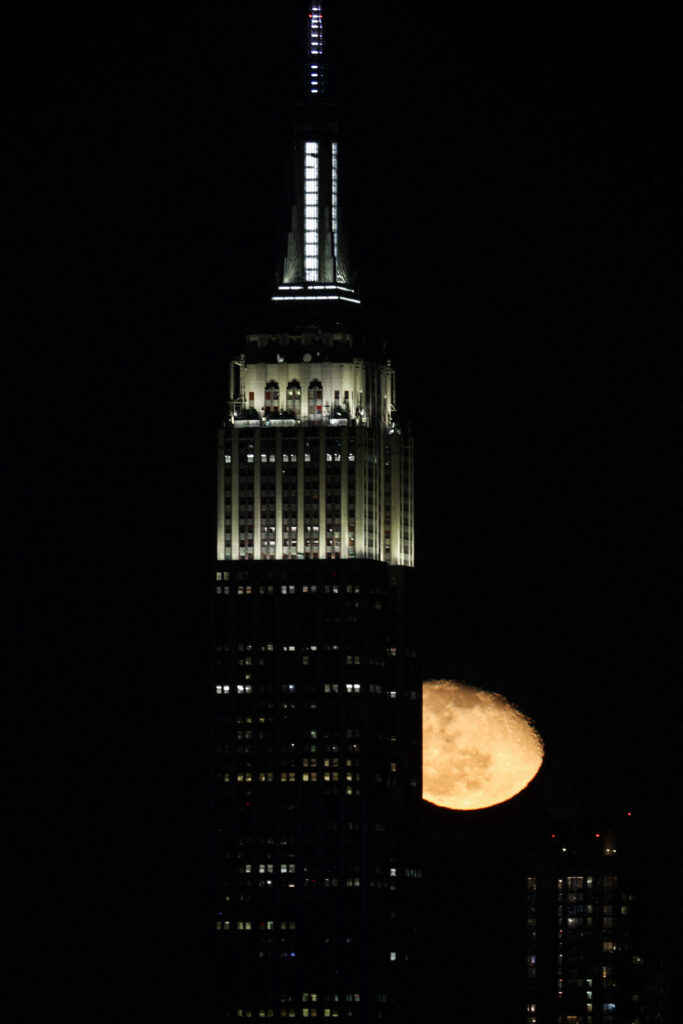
422 680 544 810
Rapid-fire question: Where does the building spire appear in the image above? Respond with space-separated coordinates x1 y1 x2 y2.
271 2 359 308
307 3 325 96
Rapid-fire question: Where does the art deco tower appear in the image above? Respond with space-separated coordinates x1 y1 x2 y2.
213 6 420 1022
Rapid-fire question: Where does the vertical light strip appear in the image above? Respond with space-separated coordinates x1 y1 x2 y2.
231 433 239 560
308 4 323 93
390 433 400 565
304 142 319 282
340 426 348 558
253 432 261 559
318 428 326 559
275 432 283 559
217 430 225 559
331 141 338 269
297 431 305 557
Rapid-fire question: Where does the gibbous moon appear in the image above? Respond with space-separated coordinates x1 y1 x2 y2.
422 680 544 810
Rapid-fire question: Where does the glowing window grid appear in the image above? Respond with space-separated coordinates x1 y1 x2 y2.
304 142 319 281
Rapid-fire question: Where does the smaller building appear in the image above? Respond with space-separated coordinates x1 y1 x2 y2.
525 822 663 1024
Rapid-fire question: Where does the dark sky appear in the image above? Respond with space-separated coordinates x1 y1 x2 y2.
17 2 678 1020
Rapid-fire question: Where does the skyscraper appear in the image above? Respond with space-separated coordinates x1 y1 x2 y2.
213 6 421 1021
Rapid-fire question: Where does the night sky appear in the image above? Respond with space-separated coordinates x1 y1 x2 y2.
17 3 678 1021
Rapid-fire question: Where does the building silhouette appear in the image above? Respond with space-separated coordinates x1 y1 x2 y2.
526 819 671 1024
213 6 421 1020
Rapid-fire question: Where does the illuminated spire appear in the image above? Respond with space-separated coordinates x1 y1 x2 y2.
307 3 325 96
272 3 358 306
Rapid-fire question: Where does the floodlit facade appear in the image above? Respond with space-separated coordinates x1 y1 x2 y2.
217 342 413 566
213 6 421 1021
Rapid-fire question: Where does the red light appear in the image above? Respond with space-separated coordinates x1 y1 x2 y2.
551 834 556 838
595 833 600 838
627 811 632 816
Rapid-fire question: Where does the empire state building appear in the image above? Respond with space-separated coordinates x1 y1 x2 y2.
213 6 421 1021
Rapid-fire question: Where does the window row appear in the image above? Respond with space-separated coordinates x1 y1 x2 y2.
224 771 361 784
216 685 405 699
215 580 362 595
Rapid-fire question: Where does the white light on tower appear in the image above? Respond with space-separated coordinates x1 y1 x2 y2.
304 142 319 281
331 141 338 267
308 5 323 91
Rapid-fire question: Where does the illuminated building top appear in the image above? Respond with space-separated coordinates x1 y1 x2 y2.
219 5 412 568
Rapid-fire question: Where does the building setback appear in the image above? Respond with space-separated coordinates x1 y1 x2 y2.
213 6 421 1021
